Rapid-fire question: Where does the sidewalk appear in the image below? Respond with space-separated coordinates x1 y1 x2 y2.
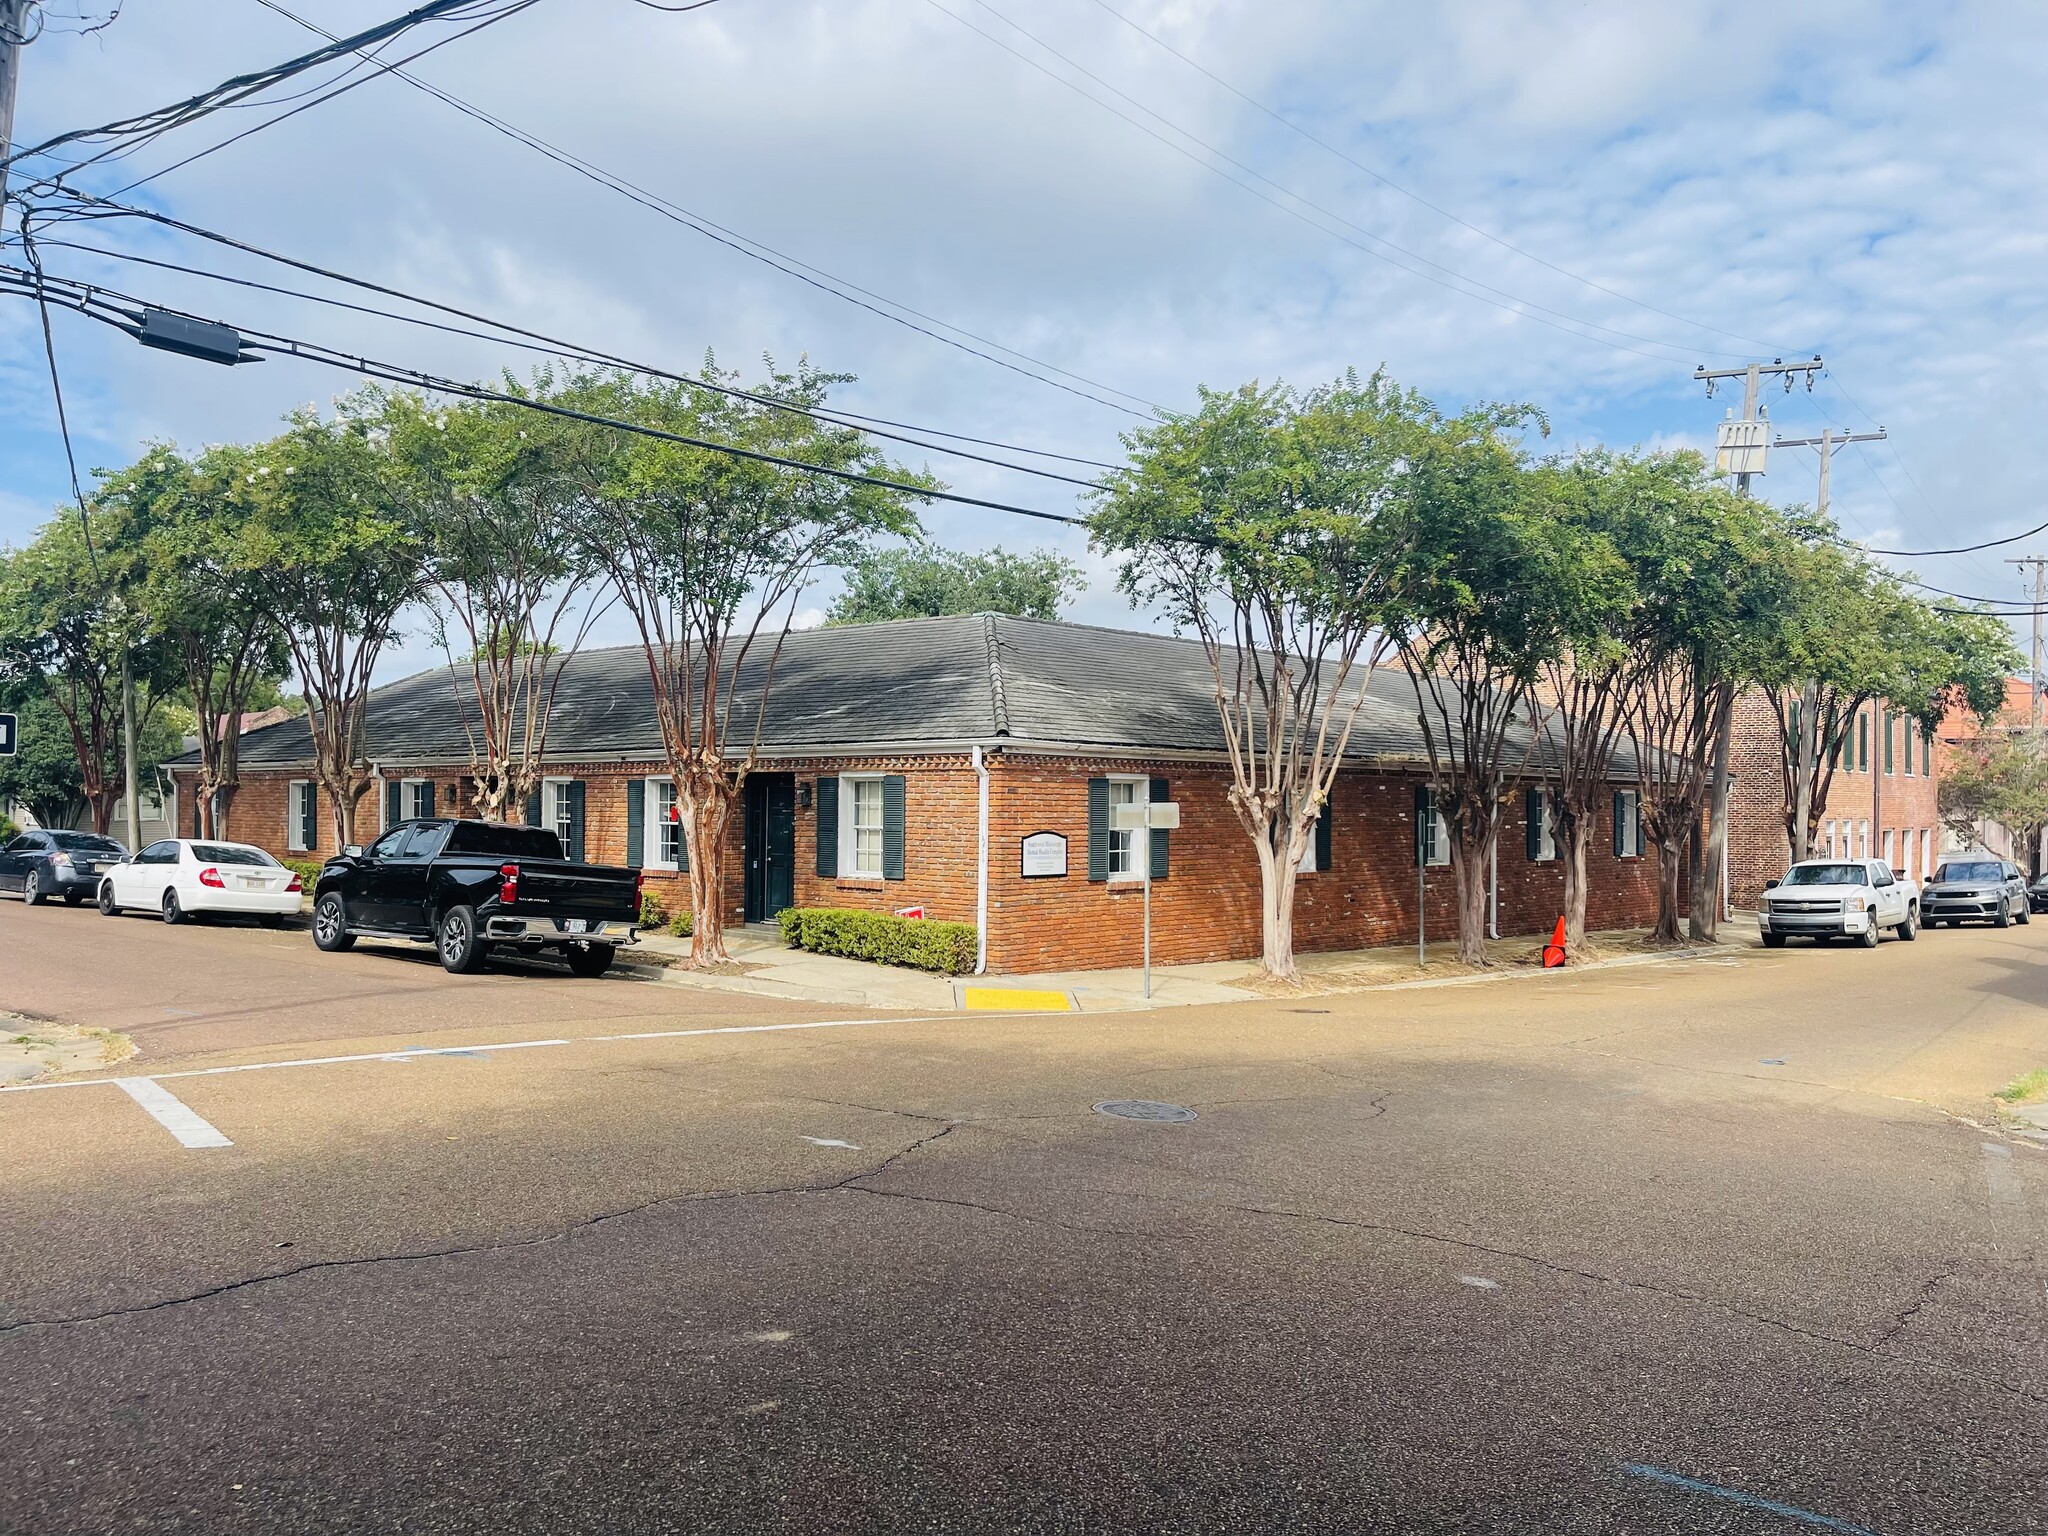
623 915 1761 1013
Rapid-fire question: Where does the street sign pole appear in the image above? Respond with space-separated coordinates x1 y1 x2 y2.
1113 799 1181 1001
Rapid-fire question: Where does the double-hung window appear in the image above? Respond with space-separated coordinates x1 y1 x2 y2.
286 780 314 852
1613 789 1643 859
656 779 681 867
402 779 433 820
1107 775 1146 878
839 775 886 878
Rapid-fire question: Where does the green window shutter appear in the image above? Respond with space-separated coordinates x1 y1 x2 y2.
385 779 401 829
525 785 542 828
882 774 907 881
1613 790 1625 857
566 780 586 862
1088 777 1110 882
1526 787 1542 862
1415 784 1430 867
815 778 838 877
1149 776 1170 879
1788 699 1800 756
626 779 645 870
1858 711 1868 771
1884 711 1894 774
1315 798 1333 872
423 781 437 817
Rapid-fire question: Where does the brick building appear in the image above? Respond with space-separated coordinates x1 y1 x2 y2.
1726 689 1943 907
1936 676 2039 867
165 615 1661 973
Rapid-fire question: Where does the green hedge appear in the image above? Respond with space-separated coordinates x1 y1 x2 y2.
777 906 977 975
280 857 325 890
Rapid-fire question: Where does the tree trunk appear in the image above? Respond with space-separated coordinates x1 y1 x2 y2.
1449 824 1492 965
1653 835 1687 944
1252 822 1301 982
89 790 115 837
1789 682 1818 866
681 776 739 966
1691 688 1734 941
1561 817 1591 953
217 782 240 841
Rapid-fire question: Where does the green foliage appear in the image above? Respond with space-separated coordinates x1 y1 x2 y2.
0 812 15 842
1939 733 2048 857
827 543 1084 625
777 906 977 974
667 909 694 938
279 857 326 889
0 691 88 827
639 890 669 928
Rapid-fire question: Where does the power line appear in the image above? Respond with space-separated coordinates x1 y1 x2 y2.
1076 0 1801 359
1 0 520 178
927 0 1733 366
29 213 1112 487
244 0 1166 420
0 263 1094 531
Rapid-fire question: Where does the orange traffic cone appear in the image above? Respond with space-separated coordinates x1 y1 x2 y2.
1541 916 1567 969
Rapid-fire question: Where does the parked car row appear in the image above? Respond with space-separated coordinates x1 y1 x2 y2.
4 817 642 977
1758 854 2036 949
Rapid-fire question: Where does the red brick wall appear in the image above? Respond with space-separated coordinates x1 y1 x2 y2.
981 755 1657 973
179 751 1662 972
1726 690 1943 906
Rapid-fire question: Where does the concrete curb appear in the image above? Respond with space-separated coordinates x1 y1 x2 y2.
1366 944 1744 993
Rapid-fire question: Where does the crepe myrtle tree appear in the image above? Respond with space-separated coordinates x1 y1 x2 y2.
99 443 290 840
550 361 931 966
1393 407 1631 966
1091 373 1421 982
1941 729 2048 873
826 542 1084 625
383 386 608 823
232 396 425 850
0 509 179 836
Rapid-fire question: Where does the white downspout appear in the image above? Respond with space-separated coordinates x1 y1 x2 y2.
974 745 990 975
1487 841 1499 939
370 762 387 834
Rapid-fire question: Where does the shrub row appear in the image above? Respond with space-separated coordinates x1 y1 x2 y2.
280 857 324 891
777 906 977 975
639 892 693 937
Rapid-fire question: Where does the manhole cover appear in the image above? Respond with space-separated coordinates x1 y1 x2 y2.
1093 1100 1197 1123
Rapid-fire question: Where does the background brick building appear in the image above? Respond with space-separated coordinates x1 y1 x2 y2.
168 615 1662 972
1727 689 1942 907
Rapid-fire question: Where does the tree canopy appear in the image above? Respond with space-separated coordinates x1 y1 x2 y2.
826 544 1083 625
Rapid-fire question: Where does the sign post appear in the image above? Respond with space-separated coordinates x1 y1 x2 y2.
0 711 14 757
1113 800 1180 998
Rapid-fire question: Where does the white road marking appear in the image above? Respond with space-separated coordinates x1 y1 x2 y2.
801 1136 861 1149
114 1077 232 1149
1458 1275 1499 1289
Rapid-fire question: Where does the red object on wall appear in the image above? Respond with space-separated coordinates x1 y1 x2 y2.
1541 916 1566 969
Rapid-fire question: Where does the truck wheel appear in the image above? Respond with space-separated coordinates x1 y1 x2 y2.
1761 932 1787 949
1858 921 1879 948
563 942 615 979
437 904 485 974
312 893 356 952
1898 904 1918 942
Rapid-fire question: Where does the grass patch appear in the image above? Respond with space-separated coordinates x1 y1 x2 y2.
1994 1069 2048 1106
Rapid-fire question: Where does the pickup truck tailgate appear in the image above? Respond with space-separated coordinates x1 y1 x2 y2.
507 862 639 925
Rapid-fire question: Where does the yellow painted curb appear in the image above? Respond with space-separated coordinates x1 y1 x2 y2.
959 986 1075 1012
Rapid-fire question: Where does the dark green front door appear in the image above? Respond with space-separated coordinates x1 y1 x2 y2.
744 773 796 922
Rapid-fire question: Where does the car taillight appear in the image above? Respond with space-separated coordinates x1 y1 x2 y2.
500 862 519 905
634 870 646 898
286 872 303 893
50 852 72 869
198 867 225 889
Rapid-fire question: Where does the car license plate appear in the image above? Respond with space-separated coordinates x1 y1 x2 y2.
564 919 588 934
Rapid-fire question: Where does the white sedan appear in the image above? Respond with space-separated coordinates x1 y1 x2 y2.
97 838 305 926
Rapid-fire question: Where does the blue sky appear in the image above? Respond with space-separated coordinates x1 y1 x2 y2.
4 0 2045 678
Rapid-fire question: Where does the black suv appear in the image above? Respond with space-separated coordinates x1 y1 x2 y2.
0 829 129 907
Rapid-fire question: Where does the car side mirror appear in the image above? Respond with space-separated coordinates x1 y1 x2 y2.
1764 878 1780 890
343 845 363 859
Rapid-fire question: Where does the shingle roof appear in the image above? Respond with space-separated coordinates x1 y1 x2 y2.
178 614 1610 773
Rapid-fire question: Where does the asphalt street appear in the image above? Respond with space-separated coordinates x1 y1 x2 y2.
2 897 2045 1533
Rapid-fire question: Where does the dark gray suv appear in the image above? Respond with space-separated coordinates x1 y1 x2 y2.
1922 857 2031 928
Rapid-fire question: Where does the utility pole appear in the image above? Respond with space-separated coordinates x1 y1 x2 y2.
2010 557 2048 733
0 0 32 223
1687 356 1824 933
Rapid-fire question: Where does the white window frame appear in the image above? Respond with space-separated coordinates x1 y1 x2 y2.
401 777 431 821
1859 820 1871 859
1297 812 1320 874
1882 828 1894 869
838 773 887 879
286 780 312 852
643 777 682 870
1615 789 1642 860
542 777 576 849
1532 788 1558 862
1107 773 1149 880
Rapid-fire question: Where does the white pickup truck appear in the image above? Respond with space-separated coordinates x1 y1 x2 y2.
1758 858 1920 949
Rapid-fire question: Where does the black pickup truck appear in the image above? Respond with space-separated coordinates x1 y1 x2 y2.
311 818 641 976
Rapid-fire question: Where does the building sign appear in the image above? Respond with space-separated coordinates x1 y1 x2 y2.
1020 830 1068 878
0 712 13 756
